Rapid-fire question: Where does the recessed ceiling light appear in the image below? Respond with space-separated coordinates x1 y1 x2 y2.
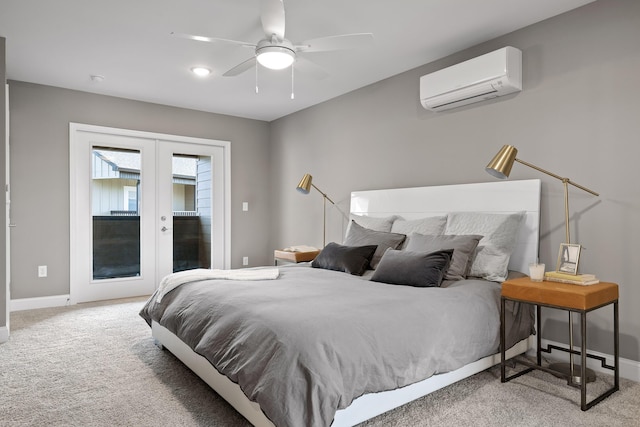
191 67 212 77
90 74 105 83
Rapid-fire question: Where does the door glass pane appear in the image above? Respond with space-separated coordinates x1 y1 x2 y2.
91 148 141 279
172 154 211 272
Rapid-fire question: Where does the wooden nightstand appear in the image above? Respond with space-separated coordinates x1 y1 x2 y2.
274 249 320 266
500 276 619 410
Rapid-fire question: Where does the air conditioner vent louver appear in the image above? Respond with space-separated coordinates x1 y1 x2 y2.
420 47 522 112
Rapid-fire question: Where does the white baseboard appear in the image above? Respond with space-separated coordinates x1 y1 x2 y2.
0 325 8 343
11 295 71 312
527 338 640 382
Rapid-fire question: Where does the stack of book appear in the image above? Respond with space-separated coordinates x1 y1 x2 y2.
544 271 600 285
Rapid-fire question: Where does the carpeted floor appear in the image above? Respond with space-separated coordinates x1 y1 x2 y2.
1 297 638 427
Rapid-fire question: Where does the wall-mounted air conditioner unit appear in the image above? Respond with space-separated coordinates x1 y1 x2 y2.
420 46 522 112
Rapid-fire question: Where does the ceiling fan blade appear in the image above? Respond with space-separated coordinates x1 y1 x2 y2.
294 57 329 80
171 32 255 48
223 57 257 77
260 0 286 39
296 33 374 53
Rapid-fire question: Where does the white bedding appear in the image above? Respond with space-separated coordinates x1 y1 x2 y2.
155 267 280 302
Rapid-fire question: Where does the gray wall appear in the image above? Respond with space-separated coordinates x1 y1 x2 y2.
270 0 640 361
1 37 6 331
9 82 271 299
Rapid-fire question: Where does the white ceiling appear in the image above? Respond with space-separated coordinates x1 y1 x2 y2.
0 0 595 122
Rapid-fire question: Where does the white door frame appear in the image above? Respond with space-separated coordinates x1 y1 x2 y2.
2 84 9 342
69 123 231 303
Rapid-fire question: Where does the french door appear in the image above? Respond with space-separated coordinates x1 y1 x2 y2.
70 123 230 303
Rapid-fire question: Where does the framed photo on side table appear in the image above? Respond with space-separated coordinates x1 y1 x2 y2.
556 243 581 275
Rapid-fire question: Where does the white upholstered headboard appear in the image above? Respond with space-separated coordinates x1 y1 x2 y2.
350 179 541 274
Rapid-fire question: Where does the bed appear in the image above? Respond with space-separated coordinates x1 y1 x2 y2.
140 179 541 427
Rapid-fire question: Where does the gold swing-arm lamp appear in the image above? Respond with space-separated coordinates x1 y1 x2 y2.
485 144 598 244
296 173 347 247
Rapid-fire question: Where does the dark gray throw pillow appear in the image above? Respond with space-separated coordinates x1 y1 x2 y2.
343 221 406 269
405 234 483 280
370 249 454 287
311 242 378 276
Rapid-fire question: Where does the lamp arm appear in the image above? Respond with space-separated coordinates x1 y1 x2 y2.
310 183 335 204
310 183 350 247
514 158 599 196
311 183 349 219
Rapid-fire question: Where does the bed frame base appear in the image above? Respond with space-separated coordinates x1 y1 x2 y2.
152 321 530 427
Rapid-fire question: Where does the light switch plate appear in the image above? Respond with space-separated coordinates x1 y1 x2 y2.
38 265 48 277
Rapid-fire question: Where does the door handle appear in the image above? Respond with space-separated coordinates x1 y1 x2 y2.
161 226 173 232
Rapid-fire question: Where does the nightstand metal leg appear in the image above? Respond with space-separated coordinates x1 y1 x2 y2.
500 297 506 382
580 301 619 410
501 297 534 383
581 311 587 410
614 301 619 390
536 305 542 366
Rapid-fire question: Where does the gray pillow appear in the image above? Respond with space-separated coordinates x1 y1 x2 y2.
405 234 483 280
344 221 406 269
311 242 378 276
371 249 454 287
445 212 525 282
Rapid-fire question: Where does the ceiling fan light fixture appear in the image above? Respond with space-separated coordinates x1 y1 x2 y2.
256 46 295 70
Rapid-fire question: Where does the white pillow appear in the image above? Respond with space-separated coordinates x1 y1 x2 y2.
391 216 447 248
445 211 525 282
345 214 397 239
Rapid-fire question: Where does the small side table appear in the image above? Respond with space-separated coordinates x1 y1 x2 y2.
274 249 320 266
500 277 619 410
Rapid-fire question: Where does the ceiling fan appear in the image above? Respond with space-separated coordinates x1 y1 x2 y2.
172 0 373 77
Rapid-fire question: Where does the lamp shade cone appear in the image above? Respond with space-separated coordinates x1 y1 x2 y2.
296 174 312 194
486 145 518 179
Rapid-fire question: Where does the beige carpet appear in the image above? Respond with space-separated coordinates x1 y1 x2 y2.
1 297 638 427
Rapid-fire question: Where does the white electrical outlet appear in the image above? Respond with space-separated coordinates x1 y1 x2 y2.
242 257 249 266
38 265 47 278
242 202 249 212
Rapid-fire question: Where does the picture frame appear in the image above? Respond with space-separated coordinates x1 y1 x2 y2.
556 243 581 275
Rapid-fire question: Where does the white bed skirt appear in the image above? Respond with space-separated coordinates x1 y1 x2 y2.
152 321 530 427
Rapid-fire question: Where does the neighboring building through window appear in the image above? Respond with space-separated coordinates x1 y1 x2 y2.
124 186 137 212
91 149 197 215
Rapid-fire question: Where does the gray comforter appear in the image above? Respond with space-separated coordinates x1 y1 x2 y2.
140 265 533 427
